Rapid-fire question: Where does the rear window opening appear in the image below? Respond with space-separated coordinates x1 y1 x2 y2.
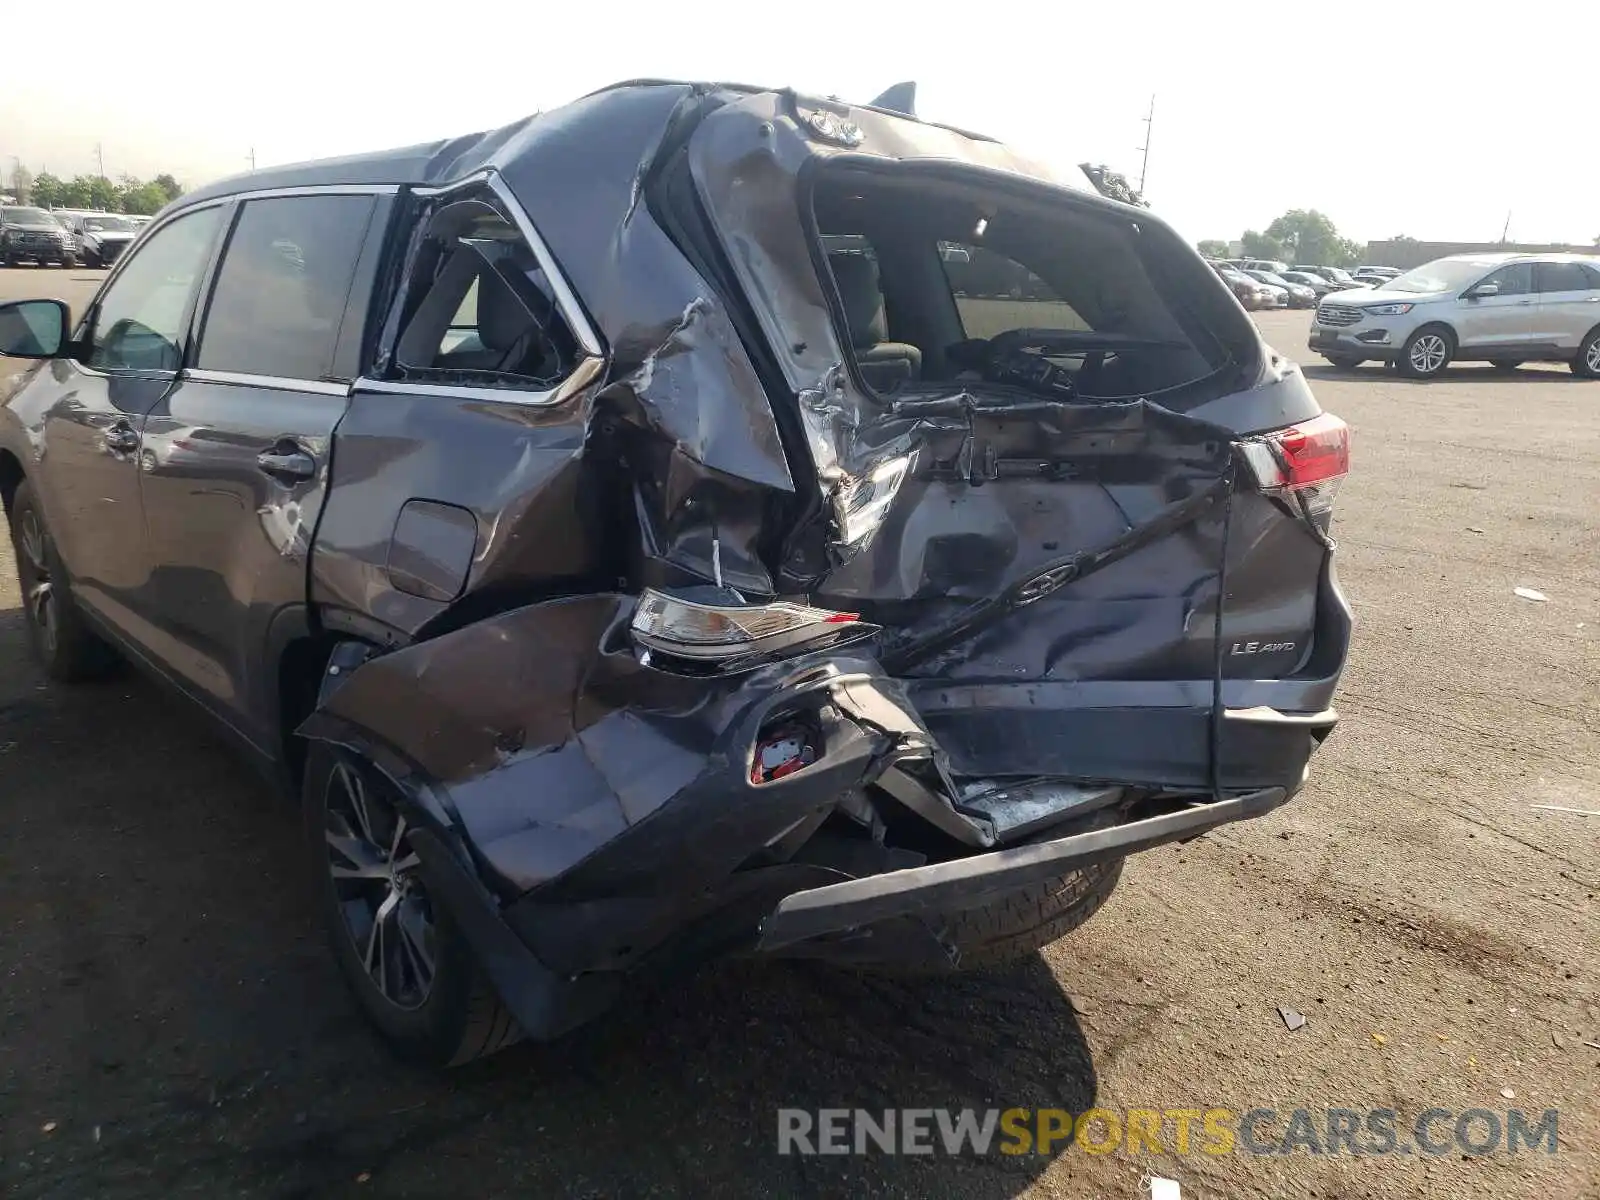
810 164 1248 406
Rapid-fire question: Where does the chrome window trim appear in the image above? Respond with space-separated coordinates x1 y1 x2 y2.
354 354 603 408
179 368 352 397
485 173 602 359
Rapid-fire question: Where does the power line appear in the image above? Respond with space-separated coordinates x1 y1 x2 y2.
1136 95 1155 195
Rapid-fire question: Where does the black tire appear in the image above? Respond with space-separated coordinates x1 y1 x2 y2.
1573 327 1600 380
6 480 118 681
2 252 17 268
1488 358 1524 371
83 250 100 269
935 857 1124 971
60 255 77 269
305 742 522 1067
1397 324 1454 379
1324 355 1364 370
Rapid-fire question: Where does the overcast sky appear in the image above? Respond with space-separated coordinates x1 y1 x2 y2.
3 0 1594 248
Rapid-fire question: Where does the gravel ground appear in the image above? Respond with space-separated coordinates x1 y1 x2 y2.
1 281 1596 1198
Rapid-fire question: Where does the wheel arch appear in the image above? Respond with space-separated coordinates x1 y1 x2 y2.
1411 319 1458 348
269 610 346 787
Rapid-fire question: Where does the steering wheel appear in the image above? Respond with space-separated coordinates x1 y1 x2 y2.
982 328 1081 398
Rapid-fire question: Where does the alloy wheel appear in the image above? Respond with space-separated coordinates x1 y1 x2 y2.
324 759 437 1011
1587 338 1600 374
17 508 57 655
1409 333 1449 375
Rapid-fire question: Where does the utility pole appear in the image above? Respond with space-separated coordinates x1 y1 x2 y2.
95 142 105 180
1137 95 1155 194
247 147 256 171
1499 211 1512 243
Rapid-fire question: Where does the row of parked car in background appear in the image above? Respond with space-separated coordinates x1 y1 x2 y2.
0 205 151 268
1204 257 1402 311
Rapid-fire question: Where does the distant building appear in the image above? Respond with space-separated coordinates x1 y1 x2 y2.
1364 239 1597 270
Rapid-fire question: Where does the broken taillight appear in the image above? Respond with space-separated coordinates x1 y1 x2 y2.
631 588 861 663
1242 412 1350 518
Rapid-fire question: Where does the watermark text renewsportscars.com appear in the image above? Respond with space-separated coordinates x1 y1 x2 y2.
777 1107 1560 1157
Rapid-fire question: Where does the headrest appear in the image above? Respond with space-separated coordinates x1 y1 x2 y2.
829 252 887 348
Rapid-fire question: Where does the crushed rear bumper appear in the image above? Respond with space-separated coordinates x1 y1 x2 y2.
755 785 1288 953
298 592 1336 1039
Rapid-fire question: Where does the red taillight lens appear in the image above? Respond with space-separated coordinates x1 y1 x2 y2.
1243 412 1350 518
1272 412 1349 488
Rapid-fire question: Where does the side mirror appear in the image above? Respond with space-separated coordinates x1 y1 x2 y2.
1467 282 1500 299
0 298 71 359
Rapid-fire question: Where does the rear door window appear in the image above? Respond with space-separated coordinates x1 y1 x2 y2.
1533 262 1591 294
197 194 376 381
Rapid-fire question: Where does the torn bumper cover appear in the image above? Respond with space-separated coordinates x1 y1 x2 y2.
299 593 1331 1040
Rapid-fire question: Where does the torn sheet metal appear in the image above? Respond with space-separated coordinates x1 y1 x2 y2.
299 595 935 898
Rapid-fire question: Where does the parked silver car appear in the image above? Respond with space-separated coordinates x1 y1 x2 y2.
1244 269 1317 308
1309 254 1600 378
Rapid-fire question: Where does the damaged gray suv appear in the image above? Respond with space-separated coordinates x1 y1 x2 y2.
0 79 1351 1067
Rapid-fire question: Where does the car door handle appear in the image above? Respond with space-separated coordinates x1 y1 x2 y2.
104 424 139 454
256 447 317 482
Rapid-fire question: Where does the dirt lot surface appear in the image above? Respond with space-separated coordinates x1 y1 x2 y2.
1 275 1597 1198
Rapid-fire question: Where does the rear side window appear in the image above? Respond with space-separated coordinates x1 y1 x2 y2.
940 242 1089 336
1533 262 1591 294
390 195 581 392
197 194 376 381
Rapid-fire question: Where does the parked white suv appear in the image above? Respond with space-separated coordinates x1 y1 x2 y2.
1309 253 1600 379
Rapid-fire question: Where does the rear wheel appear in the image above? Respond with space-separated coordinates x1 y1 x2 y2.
7 480 118 681
1398 325 1453 379
1324 355 1364 370
922 857 1124 972
306 743 521 1067
1573 328 1600 379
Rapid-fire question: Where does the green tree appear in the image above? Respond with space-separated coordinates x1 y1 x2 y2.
30 172 63 208
1240 230 1285 260
152 173 183 204
1264 209 1361 267
1196 239 1231 258
85 175 119 211
118 180 168 215
54 176 92 208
